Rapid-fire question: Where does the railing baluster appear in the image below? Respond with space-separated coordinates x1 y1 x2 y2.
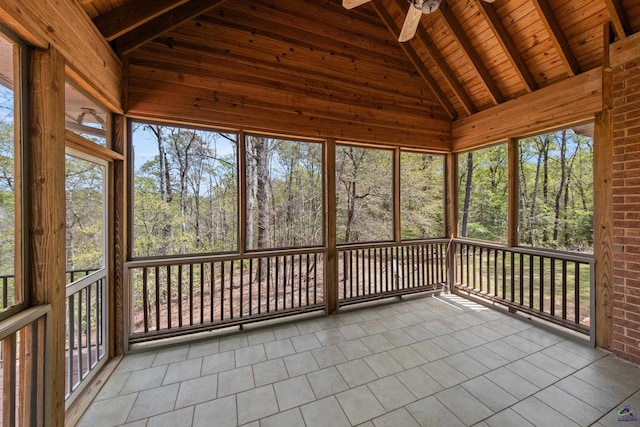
87 284 93 370
200 263 205 324
230 260 234 319
575 262 580 324
220 261 225 321
529 254 534 309
155 266 160 330
210 262 215 322
142 267 149 333
306 254 310 306
519 253 524 305
562 259 568 319
240 259 244 318
539 257 545 312
249 259 254 316
299 254 303 308
189 265 194 326
314 253 318 305
77 290 83 384
550 259 556 316
177 265 183 328
257 258 262 315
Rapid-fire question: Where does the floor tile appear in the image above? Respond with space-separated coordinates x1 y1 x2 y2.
283 351 319 376
314 328 346 346
246 327 275 346
126 383 180 422
272 324 300 340
388 346 427 369
502 334 543 354
435 385 494 425
504 359 558 388
524 351 575 378
300 396 351 427
264 338 296 359
152 345 189 366
193 395 236 427
217 365 254 396
253 357 289 386
367 375 416 411
201 350 235 376
445 352 490 378
464 346 509 370
296 319 324 334
467 325 504 342
188 339 220 359
119 365 167 395
406 396 466 427
291 332 322 352
235 343 267 367
338 323 368 340
260 408 305 427
535 385 604 426
219 332 249 352
421 359 468 388
541 343 592 369
236 384 279 424
163 357 202 385
307 366 349 398
338 339 372 360
337 359 378 387
114 352 156 374
422 320 454 336
431 335 470 354
273 375 316 410
484 408 535 427
364 352 404 377
361 333 395 353
336 385 386 425
395 366 443 398
410 340 449 361
483 367 539 400
94 372 128 401
512 396 581 427
372 408 420 427
175 373 218 408
311 344 347 368
450 329 488 347
382 329 417 346
554 375 621 412
77 394 137 427
461 376 517 412
483 340 527 361
147 406 193 427
359 319 388 335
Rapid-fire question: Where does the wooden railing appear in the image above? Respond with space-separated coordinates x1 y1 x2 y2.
125 248 326 343
65 269 107 401
453 239 593 335
0 305 50 426
337 239 449 306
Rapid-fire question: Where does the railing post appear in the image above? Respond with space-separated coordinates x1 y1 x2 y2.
325 139 338 314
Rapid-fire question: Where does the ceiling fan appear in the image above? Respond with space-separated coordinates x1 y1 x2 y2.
343 0 495 42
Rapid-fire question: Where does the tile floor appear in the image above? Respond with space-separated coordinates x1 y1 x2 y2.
77 294 640 427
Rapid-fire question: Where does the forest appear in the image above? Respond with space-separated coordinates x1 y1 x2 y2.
131 123 448 257
458 128 594 252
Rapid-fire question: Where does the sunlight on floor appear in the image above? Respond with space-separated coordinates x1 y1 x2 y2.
437 293 489 311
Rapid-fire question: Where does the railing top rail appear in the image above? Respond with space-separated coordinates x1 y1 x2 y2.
453 238 594 265
124 246 326 270
66 268 107 297
0 305 50 341
337 238 451 252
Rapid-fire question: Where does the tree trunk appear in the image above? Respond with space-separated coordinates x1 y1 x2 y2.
461 152 474 238
553 131 568 242
255 137 271 249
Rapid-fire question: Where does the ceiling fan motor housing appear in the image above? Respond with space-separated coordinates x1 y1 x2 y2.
410 0 443 14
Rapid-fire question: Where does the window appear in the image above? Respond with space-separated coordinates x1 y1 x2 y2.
65 83 109 147
458 144 508 242
519 126 593 252
132 122 238 257
401 151 445 239
0 32 20 312
336 144 393 243
245 135 323 249
65 154 105 281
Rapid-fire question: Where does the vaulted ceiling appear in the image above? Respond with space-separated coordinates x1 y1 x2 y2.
80 0 640 148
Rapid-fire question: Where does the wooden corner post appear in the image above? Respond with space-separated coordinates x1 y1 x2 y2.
325 138 338 314
27 46 66 426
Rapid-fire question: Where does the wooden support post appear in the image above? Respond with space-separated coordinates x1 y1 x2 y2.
446 153 457 292
112 114 126 356
27 46 66 426
594 24 614 348
325 138 338 314
507 138 519 247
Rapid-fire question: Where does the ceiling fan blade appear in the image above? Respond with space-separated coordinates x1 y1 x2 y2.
482 0 496 2
342 0 372 9
399 6 422 42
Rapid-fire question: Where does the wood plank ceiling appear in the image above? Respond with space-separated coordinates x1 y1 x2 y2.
81 0 639 148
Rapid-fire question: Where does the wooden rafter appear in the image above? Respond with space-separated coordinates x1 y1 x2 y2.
93 0 190 41
372 1 458 119
438 2 505 105
415 26 477 116
475 0 538 93
530 0 581 76
112 0 227 56
604 0 631 40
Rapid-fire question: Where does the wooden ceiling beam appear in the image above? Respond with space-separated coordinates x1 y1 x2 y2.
438 1 505 105
530 0 581 76
603 0 631 40
475 0 538 93
93 0 190 41
372 1 458 120
414 26 477 116
112 0 226 56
